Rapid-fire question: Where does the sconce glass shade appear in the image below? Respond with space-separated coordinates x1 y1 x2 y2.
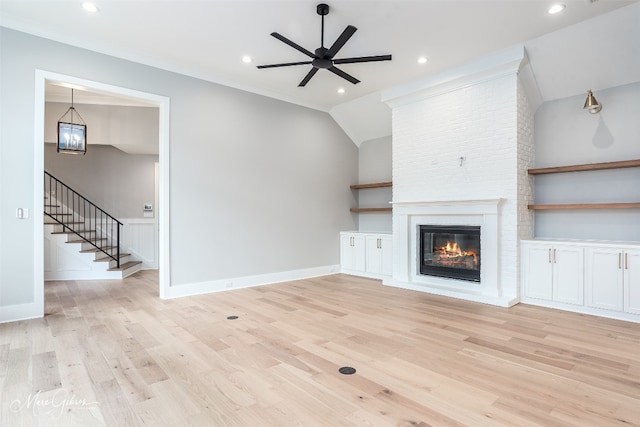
583 90 602 114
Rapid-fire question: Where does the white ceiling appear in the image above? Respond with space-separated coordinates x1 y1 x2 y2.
2 0 639 145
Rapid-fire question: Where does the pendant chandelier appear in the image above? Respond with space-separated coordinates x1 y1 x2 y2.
57 88 87 154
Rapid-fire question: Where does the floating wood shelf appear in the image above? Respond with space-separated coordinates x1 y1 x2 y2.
528 159 640 175
350 207 393 213
350 181 392 190
350 182 392 213
528 203 640 210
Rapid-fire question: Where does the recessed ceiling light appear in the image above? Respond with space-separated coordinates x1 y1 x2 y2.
548 4 566 14
82 2 99 13
417 56 428 64
242 56 252 64
337 88 345 94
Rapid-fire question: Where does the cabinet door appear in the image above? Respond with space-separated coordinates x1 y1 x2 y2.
365 235 392 277
340 233 365 273
365 236 382 274
351 234 366 272
380 235 393 276
522 245 553 300
586 247 624 311
552 246 584 305
624 250 640 315
340 234 354 270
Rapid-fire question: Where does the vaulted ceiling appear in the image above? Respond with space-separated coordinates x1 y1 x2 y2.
2 0 639 147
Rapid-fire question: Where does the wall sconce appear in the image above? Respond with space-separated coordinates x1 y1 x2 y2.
57 88 87 155
583 90 602 114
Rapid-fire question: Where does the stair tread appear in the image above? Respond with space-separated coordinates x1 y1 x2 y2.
67 237 107 244
108 261 142 271
80 246 115 253
94 253 131 262
45 221 84 225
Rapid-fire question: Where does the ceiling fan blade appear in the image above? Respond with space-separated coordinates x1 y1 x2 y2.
270 32 316 58
327 66 360 85
257 61 313 69
333 55 392 64
298 67 319 87
326 25 357 59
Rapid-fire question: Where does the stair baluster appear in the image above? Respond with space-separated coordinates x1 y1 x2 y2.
44 171 123 268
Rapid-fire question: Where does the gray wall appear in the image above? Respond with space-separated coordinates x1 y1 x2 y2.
44 144 158 219
357 136 392 232
533 82 640 241
0 28 357 309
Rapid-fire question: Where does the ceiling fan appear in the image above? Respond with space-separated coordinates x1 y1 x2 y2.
257 3 392 87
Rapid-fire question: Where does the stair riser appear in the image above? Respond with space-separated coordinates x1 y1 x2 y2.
121 264 142 278
46 223 89 233
50 226 116 247
108 256 131 269
52 230 96 236
86 247 121 257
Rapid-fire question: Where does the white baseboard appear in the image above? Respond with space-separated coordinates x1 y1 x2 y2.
44 270 125 281
162 264 341 299
341 268 390 281
520 297 640 324
0 301 43 324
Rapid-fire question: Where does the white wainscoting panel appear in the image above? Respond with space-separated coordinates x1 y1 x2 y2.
121 218 158 269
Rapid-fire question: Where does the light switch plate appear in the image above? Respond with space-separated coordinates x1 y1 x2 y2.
16 208 29 219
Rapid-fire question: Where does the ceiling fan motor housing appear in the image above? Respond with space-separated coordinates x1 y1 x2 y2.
313 47 332 68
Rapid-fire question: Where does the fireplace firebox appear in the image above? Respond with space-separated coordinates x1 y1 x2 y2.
419 225 480 282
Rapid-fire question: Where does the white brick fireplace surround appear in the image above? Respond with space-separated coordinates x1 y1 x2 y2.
390 199 512 306
381 45 535 307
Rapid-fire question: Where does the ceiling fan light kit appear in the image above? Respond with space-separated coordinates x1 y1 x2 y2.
257 3 392 87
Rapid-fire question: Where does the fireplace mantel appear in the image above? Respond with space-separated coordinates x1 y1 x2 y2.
385 198 518 307
392 199 503 214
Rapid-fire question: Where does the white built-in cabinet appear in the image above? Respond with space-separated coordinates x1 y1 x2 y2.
365 235 392 277
586 247 640 314
625 250 640 315
586 247 624 311
340 232 392 279
522 243 583 305
340 233 365 273
522 240 640 322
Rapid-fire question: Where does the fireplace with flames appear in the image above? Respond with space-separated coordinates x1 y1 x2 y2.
419 225 480 282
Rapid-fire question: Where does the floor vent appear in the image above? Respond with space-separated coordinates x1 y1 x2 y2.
338 366 356 375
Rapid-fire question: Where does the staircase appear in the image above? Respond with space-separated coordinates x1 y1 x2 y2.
44 172 142 280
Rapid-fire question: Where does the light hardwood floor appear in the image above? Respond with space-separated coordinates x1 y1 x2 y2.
1 271 639 426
